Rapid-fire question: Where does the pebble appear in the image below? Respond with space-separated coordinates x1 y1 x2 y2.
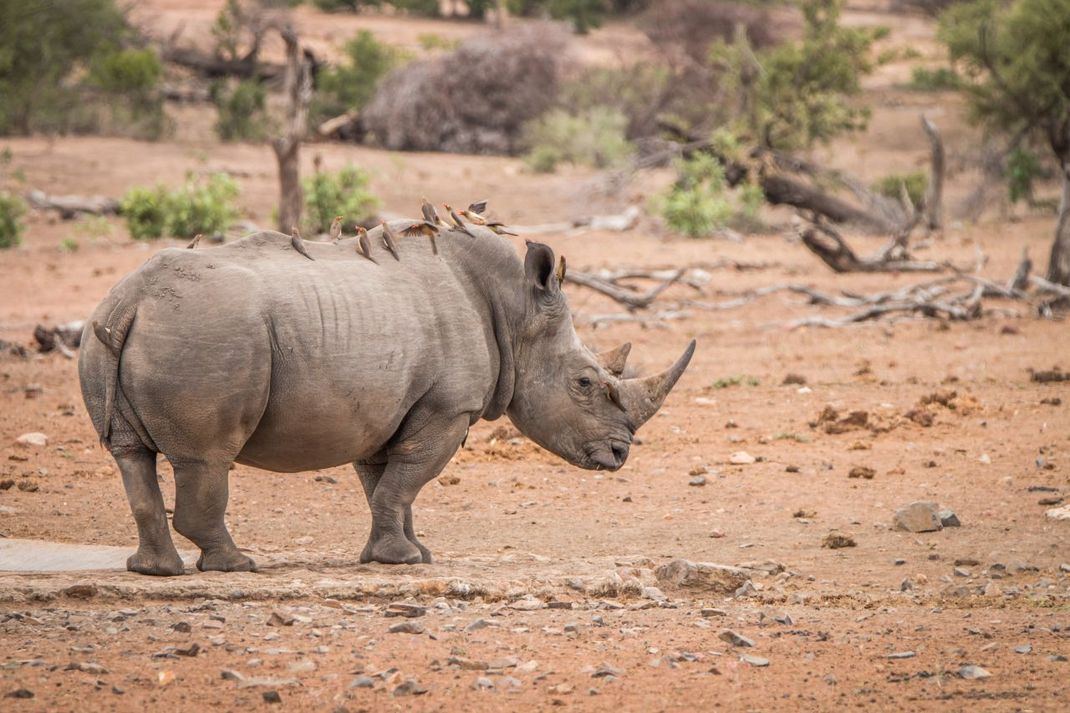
953 567 971 578
1060 563 1070 573
848 466 875 480
1046 504 1070 521
384 603 427 618
939 509 961 527
465 619 493 631
1014 645 1032 654
267 611 295 627
591 663 622 678
5 689 34 699
893 501 943 533
387 621 425 635
718 629 754 647
15 432 47 448
688 475 707 487
887 651 915 659
729 451 756 465
822 533 856 549
349 676 375 689
473 677 494 690
958 665 991 680
393 679 428 697
262 691 282 704
739 654 769 667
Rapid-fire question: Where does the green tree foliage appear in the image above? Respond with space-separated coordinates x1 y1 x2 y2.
523 108 634 172
714 0 881 150
872 171 929 208
311 31 408 125
0 0 166 137
660 154 734 238
938 0 1070 283
0 192 25 249
121 175 240 241
211 80 271 141
302 166 379 234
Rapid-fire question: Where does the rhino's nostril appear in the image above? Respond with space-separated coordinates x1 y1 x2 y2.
611 443 628 465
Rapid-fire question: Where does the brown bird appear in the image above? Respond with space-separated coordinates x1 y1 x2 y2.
328 215 344 242
380 221 401 261
459 208 488 226
468 199 488 216
486 221 518 236
290 226 315 261
444 204 476 237
402 220 440 254
186 233 203 249
355 225 375 262
555 255 567 284
421 198 447 228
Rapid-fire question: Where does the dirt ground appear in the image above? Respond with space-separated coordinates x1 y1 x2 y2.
2 1 1069 711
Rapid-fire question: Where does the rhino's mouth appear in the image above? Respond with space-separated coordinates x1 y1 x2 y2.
584 440 631 471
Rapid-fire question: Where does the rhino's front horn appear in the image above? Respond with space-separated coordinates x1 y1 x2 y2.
620 340 696 427
597 342 632 376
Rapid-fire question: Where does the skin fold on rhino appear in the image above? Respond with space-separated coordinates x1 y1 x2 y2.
78 222 696 575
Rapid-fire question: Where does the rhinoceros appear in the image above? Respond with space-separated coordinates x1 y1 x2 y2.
79 221 695 575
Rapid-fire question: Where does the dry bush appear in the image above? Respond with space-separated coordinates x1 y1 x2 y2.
642 0 788 69
361 24 570 155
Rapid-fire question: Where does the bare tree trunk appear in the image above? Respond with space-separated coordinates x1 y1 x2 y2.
1047 166 1070 286
921 115 944 231
272 26 313 234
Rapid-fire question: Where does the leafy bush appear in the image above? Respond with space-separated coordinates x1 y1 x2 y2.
1006 147 1046 205
660 154 734 237
302 166 379 234
523 108 634 172
0 192 26 249
559 64 674 140
908 67 962 91
872 171 928 208
120 174 240 240
311 31 408 126
88 47 170 139
211 80 270 141
363 24 569 154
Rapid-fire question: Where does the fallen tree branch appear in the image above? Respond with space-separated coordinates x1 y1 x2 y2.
26 190 119 218
566 268 684 309
798 219 950 273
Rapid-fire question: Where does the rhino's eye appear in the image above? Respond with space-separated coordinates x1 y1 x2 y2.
577 376 593 389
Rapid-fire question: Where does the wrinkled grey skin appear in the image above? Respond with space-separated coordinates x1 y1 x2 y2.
79 224 695 575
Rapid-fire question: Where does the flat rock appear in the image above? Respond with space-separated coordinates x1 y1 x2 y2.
739 654 769 667
729 451 756 465
654 559 750 594
15 432 47 448
938 509 961 527
387 621 425 635
894 501 943 533
1046 504 1070 521
958 665 991 680
718 629 754 647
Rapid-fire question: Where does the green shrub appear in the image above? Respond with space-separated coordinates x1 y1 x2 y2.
659 153 737 237
311 0 363 10
872 171 928 208
1006 146 1046 205
88 47 170 139
907 66 962 91
302 166 379 234
523 108 634 173
211 80 270 141
0 192 26 249
311 31 408 126
120 174 240 240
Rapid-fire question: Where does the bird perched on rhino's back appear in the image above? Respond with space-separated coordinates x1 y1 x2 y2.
78 211 695 576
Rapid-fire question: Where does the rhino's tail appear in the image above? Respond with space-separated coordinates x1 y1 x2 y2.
90 303 137 450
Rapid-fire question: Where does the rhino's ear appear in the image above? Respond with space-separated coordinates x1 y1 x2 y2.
524 241 561 299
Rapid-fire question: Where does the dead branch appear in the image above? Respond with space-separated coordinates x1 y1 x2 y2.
798 220 946 273
921 115 945 231
160 45 285 82
566 269 685 309
26 190 119 219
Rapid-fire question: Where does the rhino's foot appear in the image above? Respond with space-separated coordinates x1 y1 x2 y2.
409 537 433 564
127 549 185 577
360 534 422 565
196 548 257 573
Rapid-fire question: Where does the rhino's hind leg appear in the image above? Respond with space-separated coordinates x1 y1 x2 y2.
354 461 432 564
170 458 256 573
115 447 185 576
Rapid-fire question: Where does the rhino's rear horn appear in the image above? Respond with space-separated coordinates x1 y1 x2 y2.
597 342 631 377
619 340 696 427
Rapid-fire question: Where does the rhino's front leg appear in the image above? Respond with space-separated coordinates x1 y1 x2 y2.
360 415 468 565
354 459 432 563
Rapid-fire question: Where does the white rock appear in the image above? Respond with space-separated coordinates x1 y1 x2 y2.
1046 505 1070 521
729 451 756 465
15 432 47 448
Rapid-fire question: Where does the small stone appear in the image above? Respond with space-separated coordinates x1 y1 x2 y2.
954 558 979 566
15 432 47 448
16 480 38 492
848 466 875 480
689 475 707 487
5 689 34 699
887 651 915 660
739 654 769 667
171 621 192 633
293 536 314 546
591 663 622 678
688 464 708 476
900 578 913 592
655 560 750 594
983 581 1002 597
938 509 961 527
288 659 315 673
700 608 728 618
62 584 98 599
958 665 991 680
894 501 943 533
785 465 800 473
392 679 427 697
465 619 492 632
384 603 427 618
65 662 108 675
729 451 756 465
262 691 282 704
509 596 544 611
953 567 971 578
822 533 856 549
350 676 375 689
473 677 494 690
387 621 425 635
641 586 667 602
1060 563 1070 573
547 683 573 695
267 611 295 627
1046 504 1070 521
1014 644 1031 654
782 373 807 385
718 629 754 647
